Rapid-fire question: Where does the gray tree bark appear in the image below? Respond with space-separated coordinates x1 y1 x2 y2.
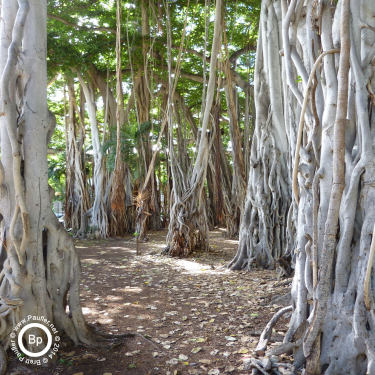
0 1 114 370
230 0 291 271
235 0 375 373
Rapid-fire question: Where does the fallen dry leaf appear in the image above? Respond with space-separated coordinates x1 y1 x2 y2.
199 359 211 365
191 347 202 353
237 347 249 354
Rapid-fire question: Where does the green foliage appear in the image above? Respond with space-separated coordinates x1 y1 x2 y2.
48 152 66 202
46 0 261 206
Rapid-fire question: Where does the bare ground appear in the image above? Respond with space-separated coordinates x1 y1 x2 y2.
6 229 292 375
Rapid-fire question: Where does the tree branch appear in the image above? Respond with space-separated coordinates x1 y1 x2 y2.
169 44 210 62
229 41 256 63
47 13 116 34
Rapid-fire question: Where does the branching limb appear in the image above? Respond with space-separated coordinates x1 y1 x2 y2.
47 13 116 33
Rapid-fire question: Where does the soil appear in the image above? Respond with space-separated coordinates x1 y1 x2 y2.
6 229 292 375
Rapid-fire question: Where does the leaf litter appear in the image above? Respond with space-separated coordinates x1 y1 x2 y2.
6 230 292 374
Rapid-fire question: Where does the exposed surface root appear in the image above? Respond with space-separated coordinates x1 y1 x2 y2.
256 305 293 353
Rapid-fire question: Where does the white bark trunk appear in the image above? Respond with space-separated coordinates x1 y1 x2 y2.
74 70 108 238
165 0 222 256
230 0 291 271
0 1 107 368
241 0 375 373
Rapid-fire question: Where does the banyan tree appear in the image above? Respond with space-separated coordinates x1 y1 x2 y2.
233 0 375 373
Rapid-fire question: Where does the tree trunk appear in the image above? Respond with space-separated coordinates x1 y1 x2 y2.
109 0 127 237
230 0 291 271
238 0 375 373
165 0 222 256
64 78 90 234
74 70 108 238
0 0 106 367
222 26 247 237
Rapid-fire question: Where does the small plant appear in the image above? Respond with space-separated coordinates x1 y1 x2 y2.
58 358 73 365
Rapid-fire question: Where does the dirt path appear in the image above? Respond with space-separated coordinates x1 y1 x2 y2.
7 230 291 375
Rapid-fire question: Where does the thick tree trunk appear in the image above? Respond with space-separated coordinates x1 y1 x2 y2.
0 1 108 368
64 78 90 234
240 0 375 373
88 65 133 235
165 0 222 256
230 0 291 271
75 70 108 238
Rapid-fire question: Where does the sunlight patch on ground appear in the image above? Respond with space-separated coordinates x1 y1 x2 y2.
117 287 143 293
152 243 168 248
81 259 100 264
172 259 228 275
105 246 131 250
224 239 239 244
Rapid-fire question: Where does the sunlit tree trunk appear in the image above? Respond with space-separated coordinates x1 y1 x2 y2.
64 78 90 234
165 0 222 256
0 2 107 371
75 69 108 238
230 0 291 271
239 0 375 373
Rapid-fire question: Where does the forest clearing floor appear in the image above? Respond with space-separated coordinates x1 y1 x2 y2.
7 229 292 375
